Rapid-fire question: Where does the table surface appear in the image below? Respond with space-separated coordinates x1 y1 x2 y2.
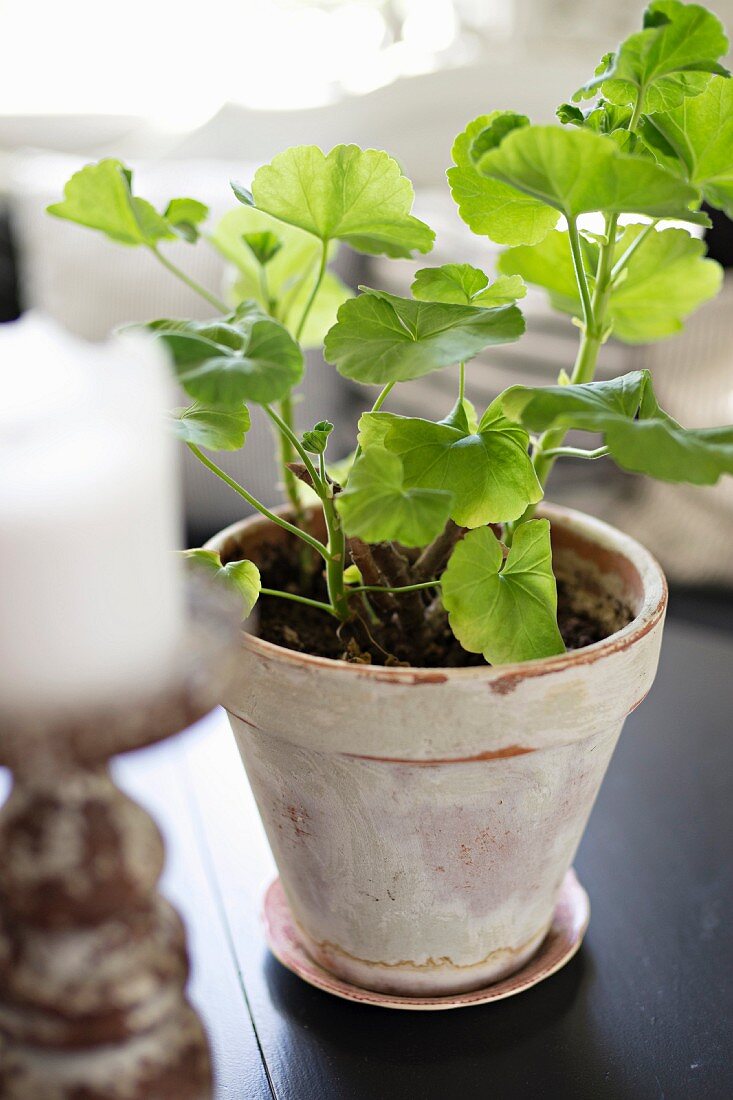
3 605 732 1099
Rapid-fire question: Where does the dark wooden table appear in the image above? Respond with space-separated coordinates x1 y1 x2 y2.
3 603 732 1099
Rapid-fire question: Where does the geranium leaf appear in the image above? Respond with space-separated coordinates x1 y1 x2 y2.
557 99 634 142
211 206 351 348
502 370 733 485
499 225 722 342
476 125 709 224
645 75 733 218
324 287 525 385
448 113 560 246
170 403 250 451
143 303 303 406
335 447 453 547
301 420 333 455
357 411 393 451
469 112 532 158
182 549 260 618
573 0 729 113
606 415 733 483
163 198 209 243
503 372 650 430
47 159 173 245
47 159 208 246
442 521 565 665
231 181 255 206
411 264 526 307
249 145 435 258
599 225 722 340
242 230 283 265
557 102 587 126
359 399 542 527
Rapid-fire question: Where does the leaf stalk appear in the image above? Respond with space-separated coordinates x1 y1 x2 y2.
148 245 229 313
351 381 396 468
541 445 610 460
350 580 441 595
295 238 329 342
264 404 324 496
260 587 341 618
186 443 330 561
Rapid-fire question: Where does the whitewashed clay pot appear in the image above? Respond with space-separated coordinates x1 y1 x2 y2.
207 504 667 997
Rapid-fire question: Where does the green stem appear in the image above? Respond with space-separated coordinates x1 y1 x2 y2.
610 219 658 284
373 381 395 412
154 238 312 536
351 381 395 467
295 238 329 342
263 404 324 495
186 444 329 561
351 580 441 596
589 212 619 341
149 246 229 313
628 91 645 134
541 445 609 461
274 393 305 522
245 267 304 521
458 361 466 403
258 264 273 314
321 493 350 620
527 326 604 497
566 218 593 328
509 99 646 538
260 587 340 618
512 212 619 533
277 240 328 521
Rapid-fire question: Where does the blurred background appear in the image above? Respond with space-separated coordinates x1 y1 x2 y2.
2 0 732 590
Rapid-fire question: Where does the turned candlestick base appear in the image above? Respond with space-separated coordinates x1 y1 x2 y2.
0 582 239 1099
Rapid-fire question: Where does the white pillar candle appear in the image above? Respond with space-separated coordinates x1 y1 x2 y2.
0 314 184 710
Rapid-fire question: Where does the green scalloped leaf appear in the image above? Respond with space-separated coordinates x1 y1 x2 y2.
171 403 251 451
242 230 283 265
250 144 434 258
359 398 542 527
47 159 207 245
502 370 733 485
442 521 565 665
411 264 526 307
301 420 334 455
182 549 260 617
211 206 351 349
498 225 722 342
163 198 209 243
324 287 524 385
448 113 559 247
645 75 733 218
476 125 709 225
573 0 729 113
144 304 303 407
336 447 453 547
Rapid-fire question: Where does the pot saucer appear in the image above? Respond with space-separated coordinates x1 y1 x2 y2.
263 869 589 1011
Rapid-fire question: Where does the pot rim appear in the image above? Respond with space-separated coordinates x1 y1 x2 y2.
206 502 668 685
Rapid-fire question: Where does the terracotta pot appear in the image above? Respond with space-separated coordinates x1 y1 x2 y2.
206 504 667 997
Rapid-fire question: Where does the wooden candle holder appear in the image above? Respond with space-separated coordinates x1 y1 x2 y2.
0 582 239 1099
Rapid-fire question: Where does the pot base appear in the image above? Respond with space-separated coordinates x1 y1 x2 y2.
263 870 590 1011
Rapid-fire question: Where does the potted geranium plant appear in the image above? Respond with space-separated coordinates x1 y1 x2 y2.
48 0 733 1001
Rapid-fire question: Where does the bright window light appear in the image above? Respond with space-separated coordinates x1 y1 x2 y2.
0 0 513 125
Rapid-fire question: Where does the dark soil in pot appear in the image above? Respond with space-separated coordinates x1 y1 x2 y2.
225 535 635 668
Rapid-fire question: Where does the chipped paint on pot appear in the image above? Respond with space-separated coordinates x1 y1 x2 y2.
206 504 667 997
